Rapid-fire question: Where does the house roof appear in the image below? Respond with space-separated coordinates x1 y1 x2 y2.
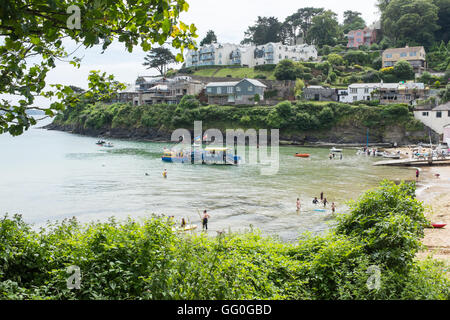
149 84 169 91
206 78 267 88
383 46 425 53
433 102 450 111
241 78 267 88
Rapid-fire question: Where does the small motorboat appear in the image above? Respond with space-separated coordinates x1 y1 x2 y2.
295 153 310 158
330 147 343 153
96 140 106 145
383 152 400 159
431 223 447 229
103 142 114 148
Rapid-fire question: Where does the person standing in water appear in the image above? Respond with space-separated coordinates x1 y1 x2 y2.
313 197 319 205
296 198 301 212
416 169 420 181
323 198 328 207
162 169 168 178
202 210 210 231
331 202 336 214
181 218 186 228
320 192 324 201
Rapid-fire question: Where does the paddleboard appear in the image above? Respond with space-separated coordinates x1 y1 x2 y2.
432 223 446 229
314 209 326 212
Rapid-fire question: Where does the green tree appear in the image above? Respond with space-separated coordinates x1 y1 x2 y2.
433 0 450 43
143 47 177 76
0 0 197 136
283 7 325 44
274 60 298 80
199 30 218 46
307 10 342 47
393 60 415 81
241 16 283 45
327 53 344 66
294 79 305 98
342 10 366 34
381 0 440 48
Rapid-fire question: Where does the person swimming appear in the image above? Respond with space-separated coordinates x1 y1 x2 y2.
313 197 319 205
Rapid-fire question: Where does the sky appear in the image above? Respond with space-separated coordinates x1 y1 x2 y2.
1 0 380 108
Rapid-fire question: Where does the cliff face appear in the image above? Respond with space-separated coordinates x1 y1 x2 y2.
45 121 437 146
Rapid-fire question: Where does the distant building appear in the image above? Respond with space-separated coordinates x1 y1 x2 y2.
127 76 204 106
413 102 450 141
346 27 377 48
303 86 338 101
382 46 427 73
205 78 267 105
185 42 318 68
339 82 428 105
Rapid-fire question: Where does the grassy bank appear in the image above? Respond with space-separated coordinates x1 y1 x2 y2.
52 98 427 144
0 181 448 300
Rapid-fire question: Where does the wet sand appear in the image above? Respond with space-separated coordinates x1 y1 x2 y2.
415 166 450 264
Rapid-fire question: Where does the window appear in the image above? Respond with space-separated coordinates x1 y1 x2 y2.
364 88 369 94
436 111 442 118
350 88 357 94
227 87 233 94
400 52 407 57
217 87 222 94
422 112 429 117
353 96 357 101
248 86 253 92
448 111 450 117
386 53 392 58
409 51 417 57
207 87 212 93
236 87 241 92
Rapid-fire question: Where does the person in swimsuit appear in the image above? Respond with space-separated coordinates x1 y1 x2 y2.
296 198 301 212
163 169 168 178
331 202 336 214
323 198 328 207
313 197 319 205
181 218 186 228
202 210 210 231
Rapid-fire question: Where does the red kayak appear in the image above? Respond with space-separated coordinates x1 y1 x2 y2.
295 153 310 158
432 223 447 229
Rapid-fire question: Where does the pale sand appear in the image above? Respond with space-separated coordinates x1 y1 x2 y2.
415 166 450 265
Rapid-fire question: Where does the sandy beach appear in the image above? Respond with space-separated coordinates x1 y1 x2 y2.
415 166 450 265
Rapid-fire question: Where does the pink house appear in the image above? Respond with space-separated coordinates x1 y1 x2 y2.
347 27 377 48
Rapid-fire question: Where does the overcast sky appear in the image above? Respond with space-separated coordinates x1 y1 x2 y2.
2 0 380 108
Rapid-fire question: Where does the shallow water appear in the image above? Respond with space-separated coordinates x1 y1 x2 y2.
0 119 416 241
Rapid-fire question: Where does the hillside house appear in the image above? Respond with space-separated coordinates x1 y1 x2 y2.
205 78 267 105
382 46 427 73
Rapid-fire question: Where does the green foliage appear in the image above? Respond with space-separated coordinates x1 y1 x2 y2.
200 30 218 46
344 50 370 66
336 181 428 271
327 53 344 66
274 60 298 80
0 0 197 137
143 47 177 76
1 181 448 300
381 0 440 48
393 60 415 81
306 10 342 47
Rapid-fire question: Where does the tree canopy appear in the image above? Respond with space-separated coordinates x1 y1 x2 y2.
381 0 440 48
342 10 366 34
306 10 342 47
143 47 177 76
199 30 218 46
0 0 197 136
241 16 284 45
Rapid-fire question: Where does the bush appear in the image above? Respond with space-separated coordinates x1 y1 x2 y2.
393 61 415 81
327 53 344 66
274 60 297 80
254 64 276 72
336 181 428 271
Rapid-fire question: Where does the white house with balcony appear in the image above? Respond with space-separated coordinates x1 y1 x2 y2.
184 42 317 68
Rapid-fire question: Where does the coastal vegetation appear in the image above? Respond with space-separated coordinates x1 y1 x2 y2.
1 181 448 300
52 98 426 144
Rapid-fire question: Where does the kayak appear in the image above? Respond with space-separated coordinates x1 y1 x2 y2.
432 223 447 229
295 153 310 158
